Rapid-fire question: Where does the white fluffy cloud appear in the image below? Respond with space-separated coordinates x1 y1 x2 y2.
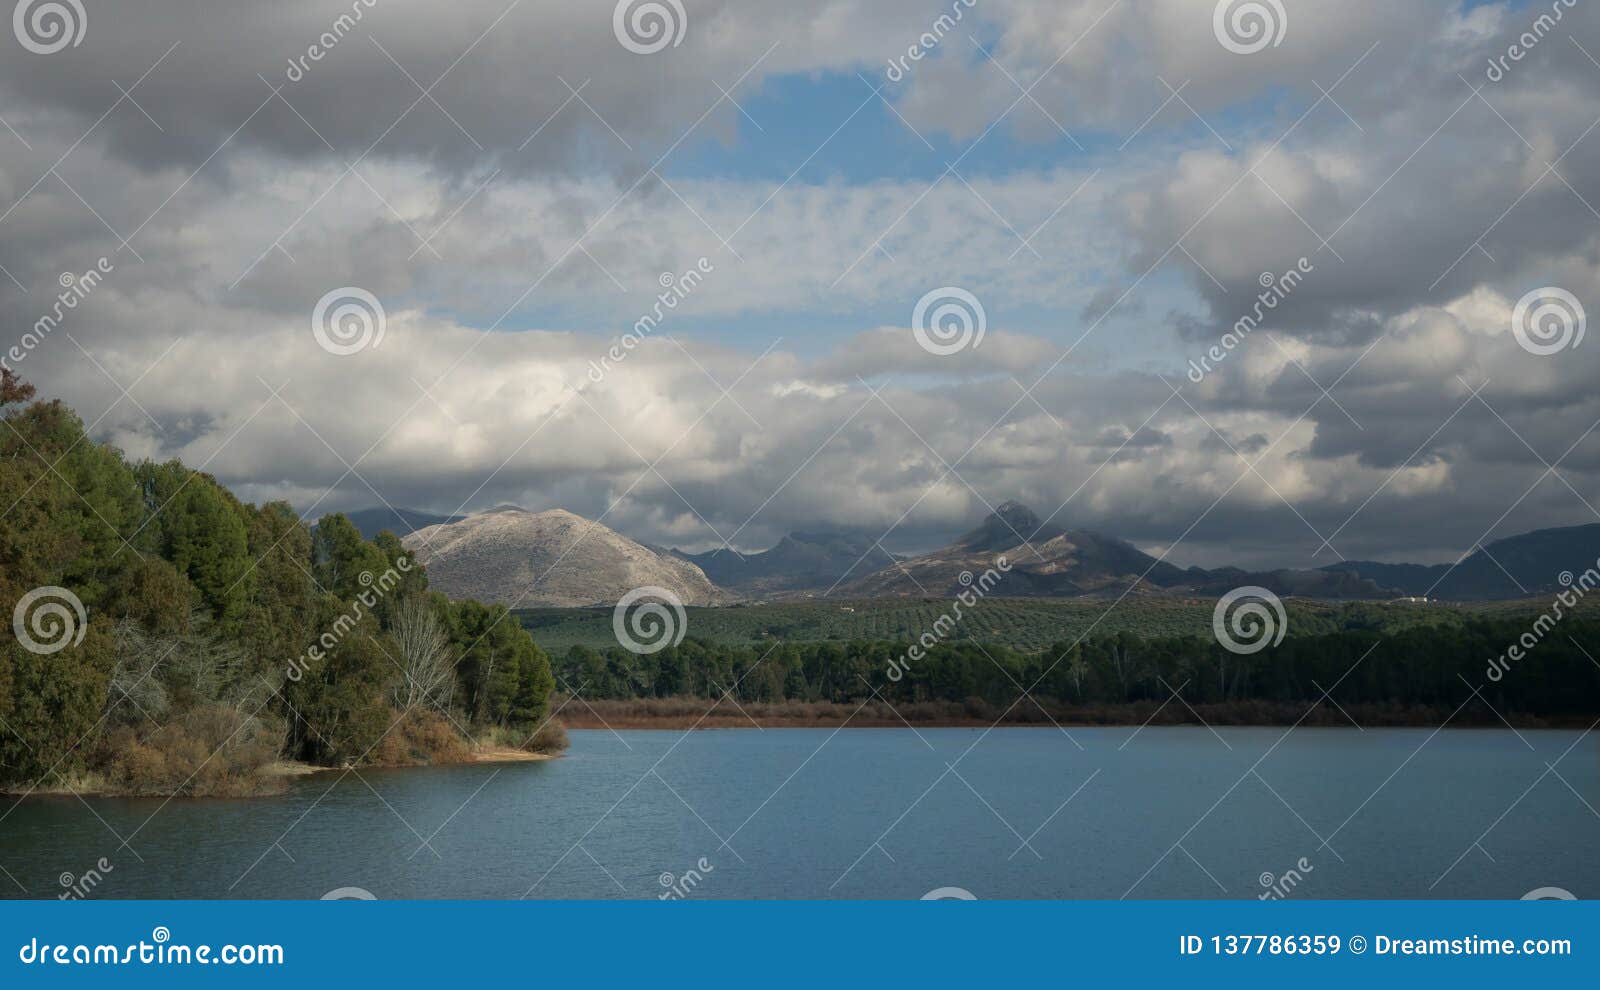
3 0 1600 570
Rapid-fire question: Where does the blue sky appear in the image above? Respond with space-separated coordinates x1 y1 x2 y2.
480 57 1228 367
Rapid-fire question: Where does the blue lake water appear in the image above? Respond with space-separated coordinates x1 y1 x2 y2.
2 727 1595 899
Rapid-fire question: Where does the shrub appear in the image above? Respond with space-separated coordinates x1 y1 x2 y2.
101 705 283 797
527 719 569 754
370 708 471 766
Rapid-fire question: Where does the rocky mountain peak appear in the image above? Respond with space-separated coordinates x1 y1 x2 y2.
959 501 1061 552
404 507 723 607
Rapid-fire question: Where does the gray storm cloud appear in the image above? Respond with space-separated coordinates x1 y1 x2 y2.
2 0 1599 570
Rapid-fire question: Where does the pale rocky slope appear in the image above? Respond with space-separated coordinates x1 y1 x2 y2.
403 506 724 607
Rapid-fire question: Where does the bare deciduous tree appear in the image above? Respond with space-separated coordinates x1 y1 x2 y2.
391 595 455 710
108 618 172 725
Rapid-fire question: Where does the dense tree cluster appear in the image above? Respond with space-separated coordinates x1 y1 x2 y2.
554 621 1600 720
0 376 556 795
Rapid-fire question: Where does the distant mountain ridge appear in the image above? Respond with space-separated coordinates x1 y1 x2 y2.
402 506 723 607
1322 523 1600 600
354 501 1595 604
673 530 900 597
841 501 1389 600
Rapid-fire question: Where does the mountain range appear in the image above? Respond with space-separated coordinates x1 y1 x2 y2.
355 501 1600 605
1320 523 1600 600
673 531 901 597
837 501 1387 600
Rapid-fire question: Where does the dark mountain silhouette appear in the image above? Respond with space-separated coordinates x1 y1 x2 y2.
842 501 1390 599
674 530 901 597
1323 523 1600 600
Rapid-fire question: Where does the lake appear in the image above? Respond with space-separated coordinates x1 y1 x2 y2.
2 727 1595 900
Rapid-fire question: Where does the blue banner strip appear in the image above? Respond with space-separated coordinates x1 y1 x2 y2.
2 900 1593 987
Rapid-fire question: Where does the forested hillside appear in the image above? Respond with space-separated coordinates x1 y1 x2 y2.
0 371 559 796
552 621 1600 726
520 595 1589 654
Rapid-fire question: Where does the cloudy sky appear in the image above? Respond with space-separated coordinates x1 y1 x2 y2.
3 0 1599 568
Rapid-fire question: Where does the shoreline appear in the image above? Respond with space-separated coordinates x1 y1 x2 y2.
560 715 1597 730
466 746 559 764
4 746 558 800
267 746 556 776
559 699 1595 731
